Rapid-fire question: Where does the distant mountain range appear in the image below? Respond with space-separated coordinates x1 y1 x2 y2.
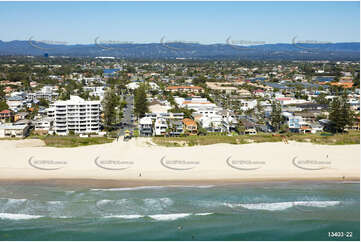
0 40 359 60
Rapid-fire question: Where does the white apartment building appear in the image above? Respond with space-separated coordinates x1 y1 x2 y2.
83 86 106 100
28 85 58 101
51 96 101 135
174 97 217 111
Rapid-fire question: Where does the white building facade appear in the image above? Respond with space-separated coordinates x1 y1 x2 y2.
51 96 101 135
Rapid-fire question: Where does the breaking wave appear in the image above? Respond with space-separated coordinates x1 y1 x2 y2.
225 201 341 211
103 212 214 221
0 213 43 220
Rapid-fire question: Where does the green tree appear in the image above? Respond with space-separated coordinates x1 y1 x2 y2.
0 87 5 100
38 98 49 108
270 101 283 132
102 89 120 130
353 72 360 88
0 100 9 111
168 107 194 119
328 93 354 133
134 84 149 118
314 93 329 105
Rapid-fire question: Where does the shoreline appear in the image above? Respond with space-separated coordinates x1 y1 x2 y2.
0 177 359 189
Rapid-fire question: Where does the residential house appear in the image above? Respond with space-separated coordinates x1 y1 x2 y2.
239 99 257 111
198 114 225 133
168 120 184 136
34 117 53 135
221 115 238 133
182 118 197 135
0 109 14 122
6 96 24 111
0 124 30 138
14 112 28 122
83 86 105 100
166 86 204 94
144 112 184 121
138 117 153 137
239 118 257 135
206 82 238 94
154 118 168 136
175 97 218 111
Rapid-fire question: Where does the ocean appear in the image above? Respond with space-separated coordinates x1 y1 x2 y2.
0 182 359 241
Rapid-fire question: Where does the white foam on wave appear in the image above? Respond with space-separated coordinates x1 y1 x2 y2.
65 191 75 195
104 214 144 219
181 185 216 188
240 202 294 211
294 201 340 207
90 185 215 191
0 213 43 220
96 199 112 206
96 199 127 207
143 197 174 210
194 212 213 216
91 186 166 191
149 213 191 221
47 201 63 205
53 216 72 219
102 212 213 220
2 198 27 204
225 200 341 211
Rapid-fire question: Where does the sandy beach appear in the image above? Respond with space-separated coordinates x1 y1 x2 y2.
0 138 359 186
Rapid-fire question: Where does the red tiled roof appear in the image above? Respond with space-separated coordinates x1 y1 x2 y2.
183 101 211 105
0 109 11 114
166 86 203 90
182 118 196 126
276 97 292 101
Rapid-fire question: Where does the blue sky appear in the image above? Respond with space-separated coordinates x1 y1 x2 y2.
0 1 359 44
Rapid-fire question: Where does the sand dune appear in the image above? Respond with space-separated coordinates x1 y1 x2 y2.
0 138 359 185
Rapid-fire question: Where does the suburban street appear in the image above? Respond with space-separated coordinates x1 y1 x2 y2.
118 94 135 137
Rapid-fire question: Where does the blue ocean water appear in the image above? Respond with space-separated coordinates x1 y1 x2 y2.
0 182 359 241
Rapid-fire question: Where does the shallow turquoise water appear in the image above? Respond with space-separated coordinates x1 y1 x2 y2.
0 182 359 241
